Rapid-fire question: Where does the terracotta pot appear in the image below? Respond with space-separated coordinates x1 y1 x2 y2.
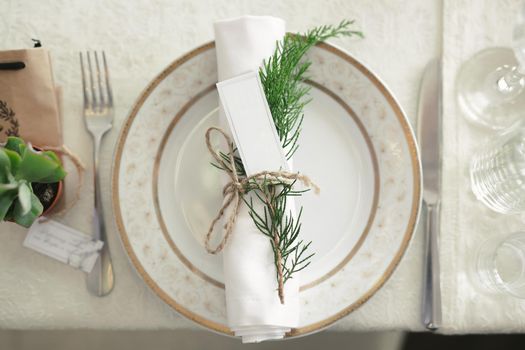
40 180 63 215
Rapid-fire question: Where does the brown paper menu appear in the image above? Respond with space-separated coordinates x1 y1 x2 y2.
0 48 62 147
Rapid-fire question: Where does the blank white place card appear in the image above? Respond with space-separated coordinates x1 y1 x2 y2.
216 71 289 176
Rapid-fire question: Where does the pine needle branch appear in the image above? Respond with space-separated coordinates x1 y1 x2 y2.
259 19 363 159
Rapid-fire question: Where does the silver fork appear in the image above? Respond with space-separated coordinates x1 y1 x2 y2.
80 51 115 296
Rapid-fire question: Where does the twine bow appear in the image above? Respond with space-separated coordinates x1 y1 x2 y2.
204 127 319 303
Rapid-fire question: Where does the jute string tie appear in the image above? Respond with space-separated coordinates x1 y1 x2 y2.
204 127 319 303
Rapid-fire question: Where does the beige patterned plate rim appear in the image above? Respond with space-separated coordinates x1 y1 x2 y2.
111 41 422 337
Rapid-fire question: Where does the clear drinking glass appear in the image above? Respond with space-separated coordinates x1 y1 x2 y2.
456 3 525 130
470 124 525 214
473 232 525 298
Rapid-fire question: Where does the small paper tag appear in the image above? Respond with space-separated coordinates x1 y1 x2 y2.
23 218 103 273
216 71 289 176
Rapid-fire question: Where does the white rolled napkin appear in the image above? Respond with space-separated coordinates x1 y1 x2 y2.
214 16 300 343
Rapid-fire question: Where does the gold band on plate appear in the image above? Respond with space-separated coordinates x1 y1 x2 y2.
112 41 421 337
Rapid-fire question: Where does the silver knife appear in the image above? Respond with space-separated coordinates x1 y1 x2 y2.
417 59 442 331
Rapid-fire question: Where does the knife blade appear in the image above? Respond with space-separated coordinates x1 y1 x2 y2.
417 59 442 331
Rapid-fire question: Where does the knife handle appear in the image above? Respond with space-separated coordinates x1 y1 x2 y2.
422 201 442 331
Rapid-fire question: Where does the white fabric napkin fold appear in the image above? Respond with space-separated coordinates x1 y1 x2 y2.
214 15 300 343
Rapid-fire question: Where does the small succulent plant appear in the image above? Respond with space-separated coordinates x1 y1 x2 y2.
0 137 66 227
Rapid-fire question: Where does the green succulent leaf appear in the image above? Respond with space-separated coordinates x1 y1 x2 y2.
3 206 14 221
6 171 15 183
0 148 11 180
0 188 17 221
4 136 25 155
16 148 66 184
0 183 18 195
38 166 67 183
3 149 21 176
34 167 67 183
13 191 43 228
43 151 61 164
17 182 31 216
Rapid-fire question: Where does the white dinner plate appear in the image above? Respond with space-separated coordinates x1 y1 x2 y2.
112 42 421 337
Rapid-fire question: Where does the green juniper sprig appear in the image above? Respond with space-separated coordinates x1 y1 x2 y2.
243 176 312 302
260 19 363 158
212 20 362 303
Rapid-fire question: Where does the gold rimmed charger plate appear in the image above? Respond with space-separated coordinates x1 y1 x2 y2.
112 41 421 336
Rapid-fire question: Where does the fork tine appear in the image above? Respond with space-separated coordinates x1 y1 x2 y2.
94 52 106 108
79 52 90 108
102 52 113 108
87 52 98 111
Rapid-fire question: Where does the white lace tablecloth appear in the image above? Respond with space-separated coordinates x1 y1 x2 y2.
0 0 522 332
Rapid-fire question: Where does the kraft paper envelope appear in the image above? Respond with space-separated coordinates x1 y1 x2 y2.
0 48 62 147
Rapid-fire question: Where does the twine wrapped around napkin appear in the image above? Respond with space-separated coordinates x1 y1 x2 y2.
214 15 300 343
204 126 319 303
